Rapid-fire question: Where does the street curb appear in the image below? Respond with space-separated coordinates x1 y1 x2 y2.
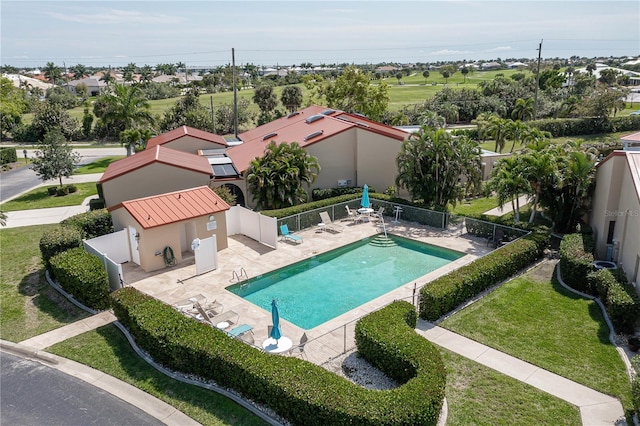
0 340 59 365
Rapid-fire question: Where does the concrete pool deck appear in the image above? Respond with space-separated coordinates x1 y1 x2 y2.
124 217 492 365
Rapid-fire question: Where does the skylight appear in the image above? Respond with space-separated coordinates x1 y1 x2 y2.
262 132 278 141
304 130 324 141
320 109 336 116
305 114 325 124
287 111 300 118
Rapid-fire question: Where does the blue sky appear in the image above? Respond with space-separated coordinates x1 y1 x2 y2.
2 1 638 68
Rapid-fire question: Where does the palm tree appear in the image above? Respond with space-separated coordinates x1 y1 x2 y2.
511 98 534 121
461 66 469 84
486 157 528 223
99 84 154 154
139 65 154 85
485 116 511 153
521 148 559 223
422 70 430 85
43 62 61 84
246 141 320 210
563 150 596 232
505 119 529 153
71 64 89 79
439 103 459 126
419 110 446 129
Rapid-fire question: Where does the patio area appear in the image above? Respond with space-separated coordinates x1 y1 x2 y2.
123 216 492 365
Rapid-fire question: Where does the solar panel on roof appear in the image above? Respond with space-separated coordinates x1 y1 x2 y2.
305 114 325 124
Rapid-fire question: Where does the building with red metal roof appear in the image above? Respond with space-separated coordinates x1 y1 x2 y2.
146 125 227 152
98 145 213 208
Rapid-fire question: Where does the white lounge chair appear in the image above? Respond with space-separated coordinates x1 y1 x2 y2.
319 211 342 233
371 207 385 222
288 332 308 359
345 206 364 224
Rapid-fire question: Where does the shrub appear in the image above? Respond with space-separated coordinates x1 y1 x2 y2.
39 226 83 270
66 184 77 193
559 233 595 294
0 147 17 165
89 198 105 211
111 289 446 425
530 116 640 138
50 248 110 310
61 209 113 239
56 186 70 196
420 233 545 321
47 187 58 196
606 278 640 334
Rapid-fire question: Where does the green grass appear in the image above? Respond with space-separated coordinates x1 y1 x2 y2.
74 156 124 174
0 182 97 211
440 262 633 418
49 325 267 426
450 196 500 216
441 349 580 425
0 224 90 342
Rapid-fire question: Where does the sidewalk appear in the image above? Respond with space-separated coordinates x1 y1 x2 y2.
416 320 625 425
483 195 529 216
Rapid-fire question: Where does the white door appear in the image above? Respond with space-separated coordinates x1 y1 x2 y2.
195 237 217 275
128 226 140 265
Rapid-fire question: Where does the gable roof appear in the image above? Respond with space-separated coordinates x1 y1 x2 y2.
110 186 230 229
597 151 640 204
146 126 227 150
98 145 212 184
227 105 407 173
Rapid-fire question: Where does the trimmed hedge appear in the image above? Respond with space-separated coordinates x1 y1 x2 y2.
50 247 110 310
111 289 446 425
530 116 640 138
0 147 17 164
420 234 545 321
61 209 113 239
559 233 595 294
588 269 640 334
39 226 83 270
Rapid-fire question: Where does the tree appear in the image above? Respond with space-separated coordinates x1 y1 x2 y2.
119 128 153 156
484 116 511 153
43 62 61 84
159 88 213 132
70 64 88 79
486 157 528 223
395 127 481 210
29 101 80 141
99 83 154 139
586 63 596 75
418 110 446 129
438 103 459 125
441 70 450 84
520 147 560 223
252 82 279 123
461 66 469 84
214 99 254 135
396 72 403 85
0 76 29 139
31 128 81 186
304 66 389 121
422 70 430 85
505 119 529 153
246 141 320 210
123 62 137 83
280 85 303 113
511 97 534 121
100 70 115 85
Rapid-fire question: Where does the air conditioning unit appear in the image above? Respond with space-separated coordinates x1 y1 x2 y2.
337 180 347 187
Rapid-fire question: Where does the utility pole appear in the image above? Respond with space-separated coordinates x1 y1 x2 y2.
232 48 238 139
210 96 216 134
533 39 543 120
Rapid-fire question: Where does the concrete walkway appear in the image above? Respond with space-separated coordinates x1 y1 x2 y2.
417 321 625 425
483 195 529 216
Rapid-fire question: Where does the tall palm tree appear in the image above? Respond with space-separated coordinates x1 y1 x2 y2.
485 116 511 153
100 84 154 154
486 157 529 223
43 62 61 84
511 98 534 121
71 64 88 79
521 148 559 223
419 110 446 129
505 120 529 153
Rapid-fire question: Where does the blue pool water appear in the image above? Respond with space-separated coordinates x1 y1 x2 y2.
226 234 463 329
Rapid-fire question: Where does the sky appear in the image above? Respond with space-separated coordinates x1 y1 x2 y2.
1 1 639 69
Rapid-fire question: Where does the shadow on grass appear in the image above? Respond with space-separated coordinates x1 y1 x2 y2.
93 325 267 426
10 189 54 204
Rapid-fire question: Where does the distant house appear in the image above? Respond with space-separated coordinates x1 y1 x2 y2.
590 149 640 287
2 73 54 91
146 125 227 153
375 65 398 74
109 186 230 272
64 77 106 96
574 63 640 85
481 62 502 70
223 105 408 208
98 145 213 208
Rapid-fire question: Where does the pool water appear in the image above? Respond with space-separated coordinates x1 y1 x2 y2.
226 234 463 329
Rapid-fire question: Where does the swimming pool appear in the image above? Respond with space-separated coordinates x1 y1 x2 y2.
226 234 463 329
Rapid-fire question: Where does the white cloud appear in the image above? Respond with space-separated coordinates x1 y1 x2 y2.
432 49 472 56
47 9 186 25
486 46 513 52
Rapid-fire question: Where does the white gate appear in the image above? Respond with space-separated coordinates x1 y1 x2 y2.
128 226 140 265
194 236 218 275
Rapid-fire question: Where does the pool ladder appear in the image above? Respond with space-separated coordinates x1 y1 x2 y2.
231 268 249 288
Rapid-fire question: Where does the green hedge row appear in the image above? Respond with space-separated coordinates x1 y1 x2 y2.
50 247 110 310
559 233 595 294
587 270 640 334
60 209 113 239
530 116 640 138
39 226 84 271
419 234 545 321
111 289 446 426
312 186 369 201
0 147 17 164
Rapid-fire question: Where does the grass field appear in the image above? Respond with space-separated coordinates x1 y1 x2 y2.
0 182 97 211
74 156 123 174
441 261 633 419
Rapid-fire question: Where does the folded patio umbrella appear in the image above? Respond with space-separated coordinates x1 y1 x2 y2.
361 184 370 209
270 299 282 342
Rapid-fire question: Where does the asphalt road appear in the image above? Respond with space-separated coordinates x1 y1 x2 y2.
0 352 162 426
0 147 125 202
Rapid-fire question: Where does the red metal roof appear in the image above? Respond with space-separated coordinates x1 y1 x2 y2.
228 105 406 173
98 145 212 183
621 131 640 143
146 126 227 150
112 186 230 229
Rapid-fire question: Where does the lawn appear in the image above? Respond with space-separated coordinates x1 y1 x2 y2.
440 261 633 418
450 196 500 217
0 182 97 211
74 156 124 174
441 349 580 425
49 325 266 426
0 224 90 342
